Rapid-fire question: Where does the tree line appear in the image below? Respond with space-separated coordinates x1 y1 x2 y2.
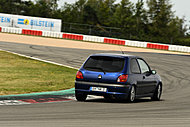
0 0 190 46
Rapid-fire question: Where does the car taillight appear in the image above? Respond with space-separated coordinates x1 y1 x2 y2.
117 74 128 82
76 71 83 79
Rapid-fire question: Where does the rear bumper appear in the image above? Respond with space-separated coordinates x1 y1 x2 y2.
75 81 131 97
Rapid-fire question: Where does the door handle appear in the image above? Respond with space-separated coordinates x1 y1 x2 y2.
143 76 146 79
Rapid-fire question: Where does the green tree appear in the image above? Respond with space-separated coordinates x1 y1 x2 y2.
97 0 116 26
83 4 99 25
0 0 24 14
61 0 86 23
72 0 86 23
27 0 58 18
147 0 175 42
168 17 187 44
19 1 34 15
134 0 147 39
113 0 134 38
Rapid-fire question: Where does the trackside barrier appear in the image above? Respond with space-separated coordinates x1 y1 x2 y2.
169 45 177 52
11 27 22 34
83 35 104 43
184 47 190 53
176 46 185 52
1 27 8 33
1 27 22 34
169 45 190 53
51 32 62 38
22 29 42 36
49 31 62 38
188 47 190 53
42 31 51 37
125 40 147 48
0 25 189 53
42 31 62 38
63 33 83 41
104 38 125 45
147 43 169 50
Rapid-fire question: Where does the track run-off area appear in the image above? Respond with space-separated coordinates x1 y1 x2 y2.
0 33 190 127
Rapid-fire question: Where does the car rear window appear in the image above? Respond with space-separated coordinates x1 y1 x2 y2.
83 56 125 72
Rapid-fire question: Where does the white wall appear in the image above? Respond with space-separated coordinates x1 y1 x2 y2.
0 13 62 32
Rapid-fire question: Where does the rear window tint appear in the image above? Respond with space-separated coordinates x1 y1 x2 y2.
83 56 125 72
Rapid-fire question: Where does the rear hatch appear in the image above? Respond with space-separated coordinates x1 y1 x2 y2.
80 55 127 84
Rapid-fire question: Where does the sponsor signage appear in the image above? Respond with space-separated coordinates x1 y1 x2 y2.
0 16 11 23
0 13 62 32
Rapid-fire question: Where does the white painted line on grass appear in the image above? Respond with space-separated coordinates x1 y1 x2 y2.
0 48 79 70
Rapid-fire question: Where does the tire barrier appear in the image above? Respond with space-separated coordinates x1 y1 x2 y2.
188 47 190 53
42 31 51 37
42 31 62 38
51 32 62 38
1 27 22 34
22 29 42 36
169 45 190 53
104 38 125 45
0 26 189 53
83 35 104 43
125 41 147 48
63 33 83 41
147 43 169 50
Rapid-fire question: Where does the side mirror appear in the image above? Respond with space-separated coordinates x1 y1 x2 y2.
151 70 157 75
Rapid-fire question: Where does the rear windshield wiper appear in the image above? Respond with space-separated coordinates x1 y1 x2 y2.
84 67 106 74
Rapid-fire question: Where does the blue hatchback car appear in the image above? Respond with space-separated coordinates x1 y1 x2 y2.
75 53 162 102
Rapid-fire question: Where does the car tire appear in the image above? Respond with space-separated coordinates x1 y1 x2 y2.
104 95 111 100
151 84 162 101
75 91 87 102
127 85 136 102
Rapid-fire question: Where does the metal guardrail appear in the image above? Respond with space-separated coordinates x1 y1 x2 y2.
62 22 122 39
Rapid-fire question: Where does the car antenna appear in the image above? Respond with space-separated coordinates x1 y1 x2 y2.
119 46 125 54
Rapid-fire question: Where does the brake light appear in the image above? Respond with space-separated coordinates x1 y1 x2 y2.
76 71 83 79
117 75 128 82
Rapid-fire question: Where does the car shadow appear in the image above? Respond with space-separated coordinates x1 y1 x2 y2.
85 98 165 104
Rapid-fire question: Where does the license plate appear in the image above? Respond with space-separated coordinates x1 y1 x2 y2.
91 87 107 92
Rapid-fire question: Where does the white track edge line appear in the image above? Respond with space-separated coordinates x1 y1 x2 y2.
0 48 79 70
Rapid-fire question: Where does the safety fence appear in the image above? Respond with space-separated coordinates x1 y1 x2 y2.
0 26 190 53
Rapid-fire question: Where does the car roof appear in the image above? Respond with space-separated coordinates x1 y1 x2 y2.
90 53 139 58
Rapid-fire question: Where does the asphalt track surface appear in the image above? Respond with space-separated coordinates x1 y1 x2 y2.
0 41 190 127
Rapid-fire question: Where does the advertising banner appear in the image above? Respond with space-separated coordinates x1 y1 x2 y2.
0 13 62 32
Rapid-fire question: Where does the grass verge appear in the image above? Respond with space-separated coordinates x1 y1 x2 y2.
0 51 77 95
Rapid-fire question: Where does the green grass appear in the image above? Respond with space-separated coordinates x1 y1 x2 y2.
0 51 77 95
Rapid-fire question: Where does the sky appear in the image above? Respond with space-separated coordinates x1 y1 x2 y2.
58 0 190 25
